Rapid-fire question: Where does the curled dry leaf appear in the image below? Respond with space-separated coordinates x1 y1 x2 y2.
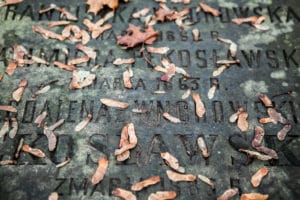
113 58 135 65
12 79 28 102
48 20 70 28
192 93 205 118
251 167 269 187
181 87 191 99
155 3 189 22
213 64 230 77
240 193 269 200
117 24 159 49
0 105 17 112
54 61 76 71
92 24 112 39
22 144 45 158
0 118 9 138
56 157 71 168
192 28 200 41
9 118 18 139
277 123 292 141
117 124 130 161
148 191 177 200
197 137 210 158
115 123 137 156
87 0 118 15
146 46 169 54
161 152 185 173
132 8 150 18
48 192 59 200
43 127 57 151
217 37 237 57
69 70 96 89
0 0 22 7
15 137 24 159
34 111 48 127
68 56 90 65
217 188 238 200
112 188 137 200
199 2 221 17
131 176 161 191
166 170 196 182
76 44 97 59
162 112 181 124
100 98 129 109
91 157 108 185
39 4 77 21
239 149 273 161
32 26 65 41
198 174 215 190
258 93 273 107
252 126 265 147
75 114 92 132
237 110 249 132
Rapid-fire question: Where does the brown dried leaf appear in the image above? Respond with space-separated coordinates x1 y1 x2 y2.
100 98 129 109
277 123 292 141
171 0 190 4
92 24 112 39
48 192 59 200
132 8 150 18
54 61 77 71
237 111 249 132
87 0 119 15
32 26 65 41
161 152 185 173
22 144 45 158
146 46 169 54
162 112 181 124
35 111 47 127
267 108 287 124
112 188 137 200
115 123 137 155
217 37 237 57
166 170 196 182
44 124 58 151
117 24 159 49
12 79 28 102
255 146 278 159
212 64 230 77
258 93 273 107
240 193 269 200
75 114 92 132
198 174 215 190
148 191 177 200
0 160 17 165
239 149 273 161
251 167 268 187
197 137 210 158
90 157 108 185
5 60 18 75
231 16 258 25
8 118 18 139
113 58 135 65
0 105 17 112
68 56 90 65
0 118 9 138
31 56 50 65
48 20 70 28
76 44 97 59
81 30 90 45
199 2 221 17
131 176 161 191
217 188 238 200
192 93 205 118
252 126 265 147
208 84 217 100
0 0 22 7
123 67 133 89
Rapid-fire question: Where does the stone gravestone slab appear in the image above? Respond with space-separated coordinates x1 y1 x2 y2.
0 0 299 199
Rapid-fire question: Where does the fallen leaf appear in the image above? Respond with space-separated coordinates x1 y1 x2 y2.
251 167 268 187
160 58 176 82
132 8 150 18
34 85 51 97
68 56 90 65
231 16 258 25
0 0 22 7
208 83 217 99
181 87 191 99
155 3 189 22
90 157 108 185
171 0 190 4
22 144 45 158
162 112 181 124
192 93 205 118
198 174 215 190
239 149 273 161
146 46 169 54
197 137 210 158
232 15 269 30
131 176 161 191
161 152 185 173
48 20 70 28
148 191 177 200
48 192 59 200
112 188 137 200
56 157 71 168
39 4 77 21
76 44 97 59
81 29 90 45
252 126 265 147
117 124 130 161
54 61 77 71
12 79 28 102
166 170 196 182
123 67 133 89
0 160 17 165
267 108 287 124
0 118 9 138
240 193 269 200
75 114 92 132
115 123 137 156
192 28 200 41
31 56 50 65
212 64 230 77
152 90 166 94
0 105 17 112
258 93 273 107
15 137 24 159
277 123 292 141
237 110 249 132
32 26 65 41
255 146 278 159
92 24 112 39
113 58 135 65
117 24 159 49
217 37 237 57
199 2 221 17
87 0 119 15
217 188 238 200
0 74 3 81
8 118 18 139
100 98 129 109
5 61 18 76
69 70 96 90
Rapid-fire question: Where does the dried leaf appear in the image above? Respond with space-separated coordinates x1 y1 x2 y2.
31 56 50 65
217 37 237 57
40 4 77 21
15 137 24 159
192 28 200 41
44 127 57 151
192 93 205 118
277 123 292 141
91 157 108 185
113 58 135 65
112 188 136 200
162 112 181 124
117 124 130 161
161 152 185 173
255 146 278 159
166 170 196 182
160 58 176 82
132 8 150 18
197 137 210 158
240 193 269 200
199 2 221 17
68 56 90 65
5 60 18 75
175 66 190 77
232 15 269 30
69 70 96 90
252 126 265 147
171 0 190 4
48 192 59 200
115 123 137 155
258 93 273 107
251 167 268 187
217 188 238 200
117 24 159 49
92 24 112 39
267 108 287 124
208 84 217 99
87 0 119 15
34 85 51 97
32 26 65 41
181 88 191 99
131 176 161 191
48 20 70 28
0 0 22 7
8 118 18 139
155 3 189 22
148 191 177 200
0 105 17 112
198 174 215 190
231 16 258 25
0 118 9 138
76 44 97 59
146 46 169 54
239 149 273 161
48 119 65 131
212 64 229 77
237 111 249 132
100 98 129 109
56 157 71 168
123 67 133 89
75 114 92 132
22 144 45 158
54 61 76 71
12 79 28 102
81 29 90 45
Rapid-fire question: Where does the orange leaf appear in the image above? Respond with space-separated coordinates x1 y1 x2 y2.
87 0 118 15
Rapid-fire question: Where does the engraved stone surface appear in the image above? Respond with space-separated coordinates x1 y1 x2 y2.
0 0 299 199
